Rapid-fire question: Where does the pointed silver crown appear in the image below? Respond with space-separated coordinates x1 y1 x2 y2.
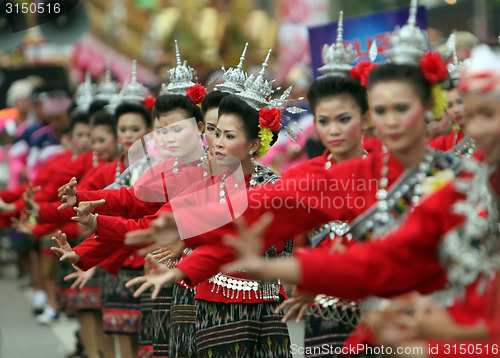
160 40 196 95
96 62 120 102
75 71 96 112
236 49 275 110
105 79 127 114
446 31 464 83
318 11 357 78
216 43 249 94
384 0 428 65
120 60 150 103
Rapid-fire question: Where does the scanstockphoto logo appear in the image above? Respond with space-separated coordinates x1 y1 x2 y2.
0 0 87 50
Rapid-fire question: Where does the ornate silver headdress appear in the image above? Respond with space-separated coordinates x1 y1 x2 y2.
95 62 120 102
216 43 248 94
383 0 428 65
236 49 275 111
120 60 149 103
318 11 357 78
106 60 149 113
445 31 464 85
75 71 95 112
160 40 196 95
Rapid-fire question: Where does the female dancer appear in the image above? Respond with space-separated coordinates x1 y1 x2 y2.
274 73 369 356
127 94 293 358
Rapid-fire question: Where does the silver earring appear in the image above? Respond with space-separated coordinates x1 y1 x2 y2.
425 111 434 121
248 150 254 156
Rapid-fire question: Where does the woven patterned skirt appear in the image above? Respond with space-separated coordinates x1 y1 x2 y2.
304 311 356 358
101 266 142 335
169 283 197 358
138 289 154 358
61 265 103 314
152 285 174 358
196 300 291 358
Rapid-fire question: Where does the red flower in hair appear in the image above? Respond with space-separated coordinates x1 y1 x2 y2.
186 84 206 104
143 96 156 110
350 61 379 87
259 108 281 131
420 52 449 83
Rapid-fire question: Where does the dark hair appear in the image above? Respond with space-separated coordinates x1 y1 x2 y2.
32 85 72 100
368 64 431 105
67 110 90 133
114 102 152 128
307 76 369 114
154 94 203 124
91 110 117 138
218 95 279 147
201 91 230 117
88 100 109 117
443 78 459 91
67 101 78 116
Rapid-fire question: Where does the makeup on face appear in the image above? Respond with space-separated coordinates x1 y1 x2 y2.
72 123 91 154
156 110 202 162
204 107 219 149
117 112 149 152
214 113 254 165
446 88 465 126
314 95 364 161
369 81 428 153
91 125 118 161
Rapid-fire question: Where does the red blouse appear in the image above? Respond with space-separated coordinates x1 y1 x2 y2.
429 129 464 152
73 162 210 272
177 148 403 283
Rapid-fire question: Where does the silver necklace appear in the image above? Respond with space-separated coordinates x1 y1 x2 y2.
172 157 179 173
325 150 368 170
197 156 208 178
219 165 260 204
92 151 99 167
173 156 209 176
114 161 131 186
374 149 434 224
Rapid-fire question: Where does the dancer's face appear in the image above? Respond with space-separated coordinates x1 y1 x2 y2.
204 107 219 149
156 109 203 161
464 95 500 164
71 122 91 154
369 80 430 153
314 94 366 160
117 113 149 152
91 125 118 161
446 88 465 126
213 113 259 165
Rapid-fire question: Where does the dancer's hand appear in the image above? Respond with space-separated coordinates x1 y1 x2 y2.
11 212 34 237
125 212 181 255
22 183 41 216
151 240 185 263
51 231 78 264
64 266 97 289
220 212 273 277
274 285 315 323
58 177 78 210
125 254 186 299
70 200 105 231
